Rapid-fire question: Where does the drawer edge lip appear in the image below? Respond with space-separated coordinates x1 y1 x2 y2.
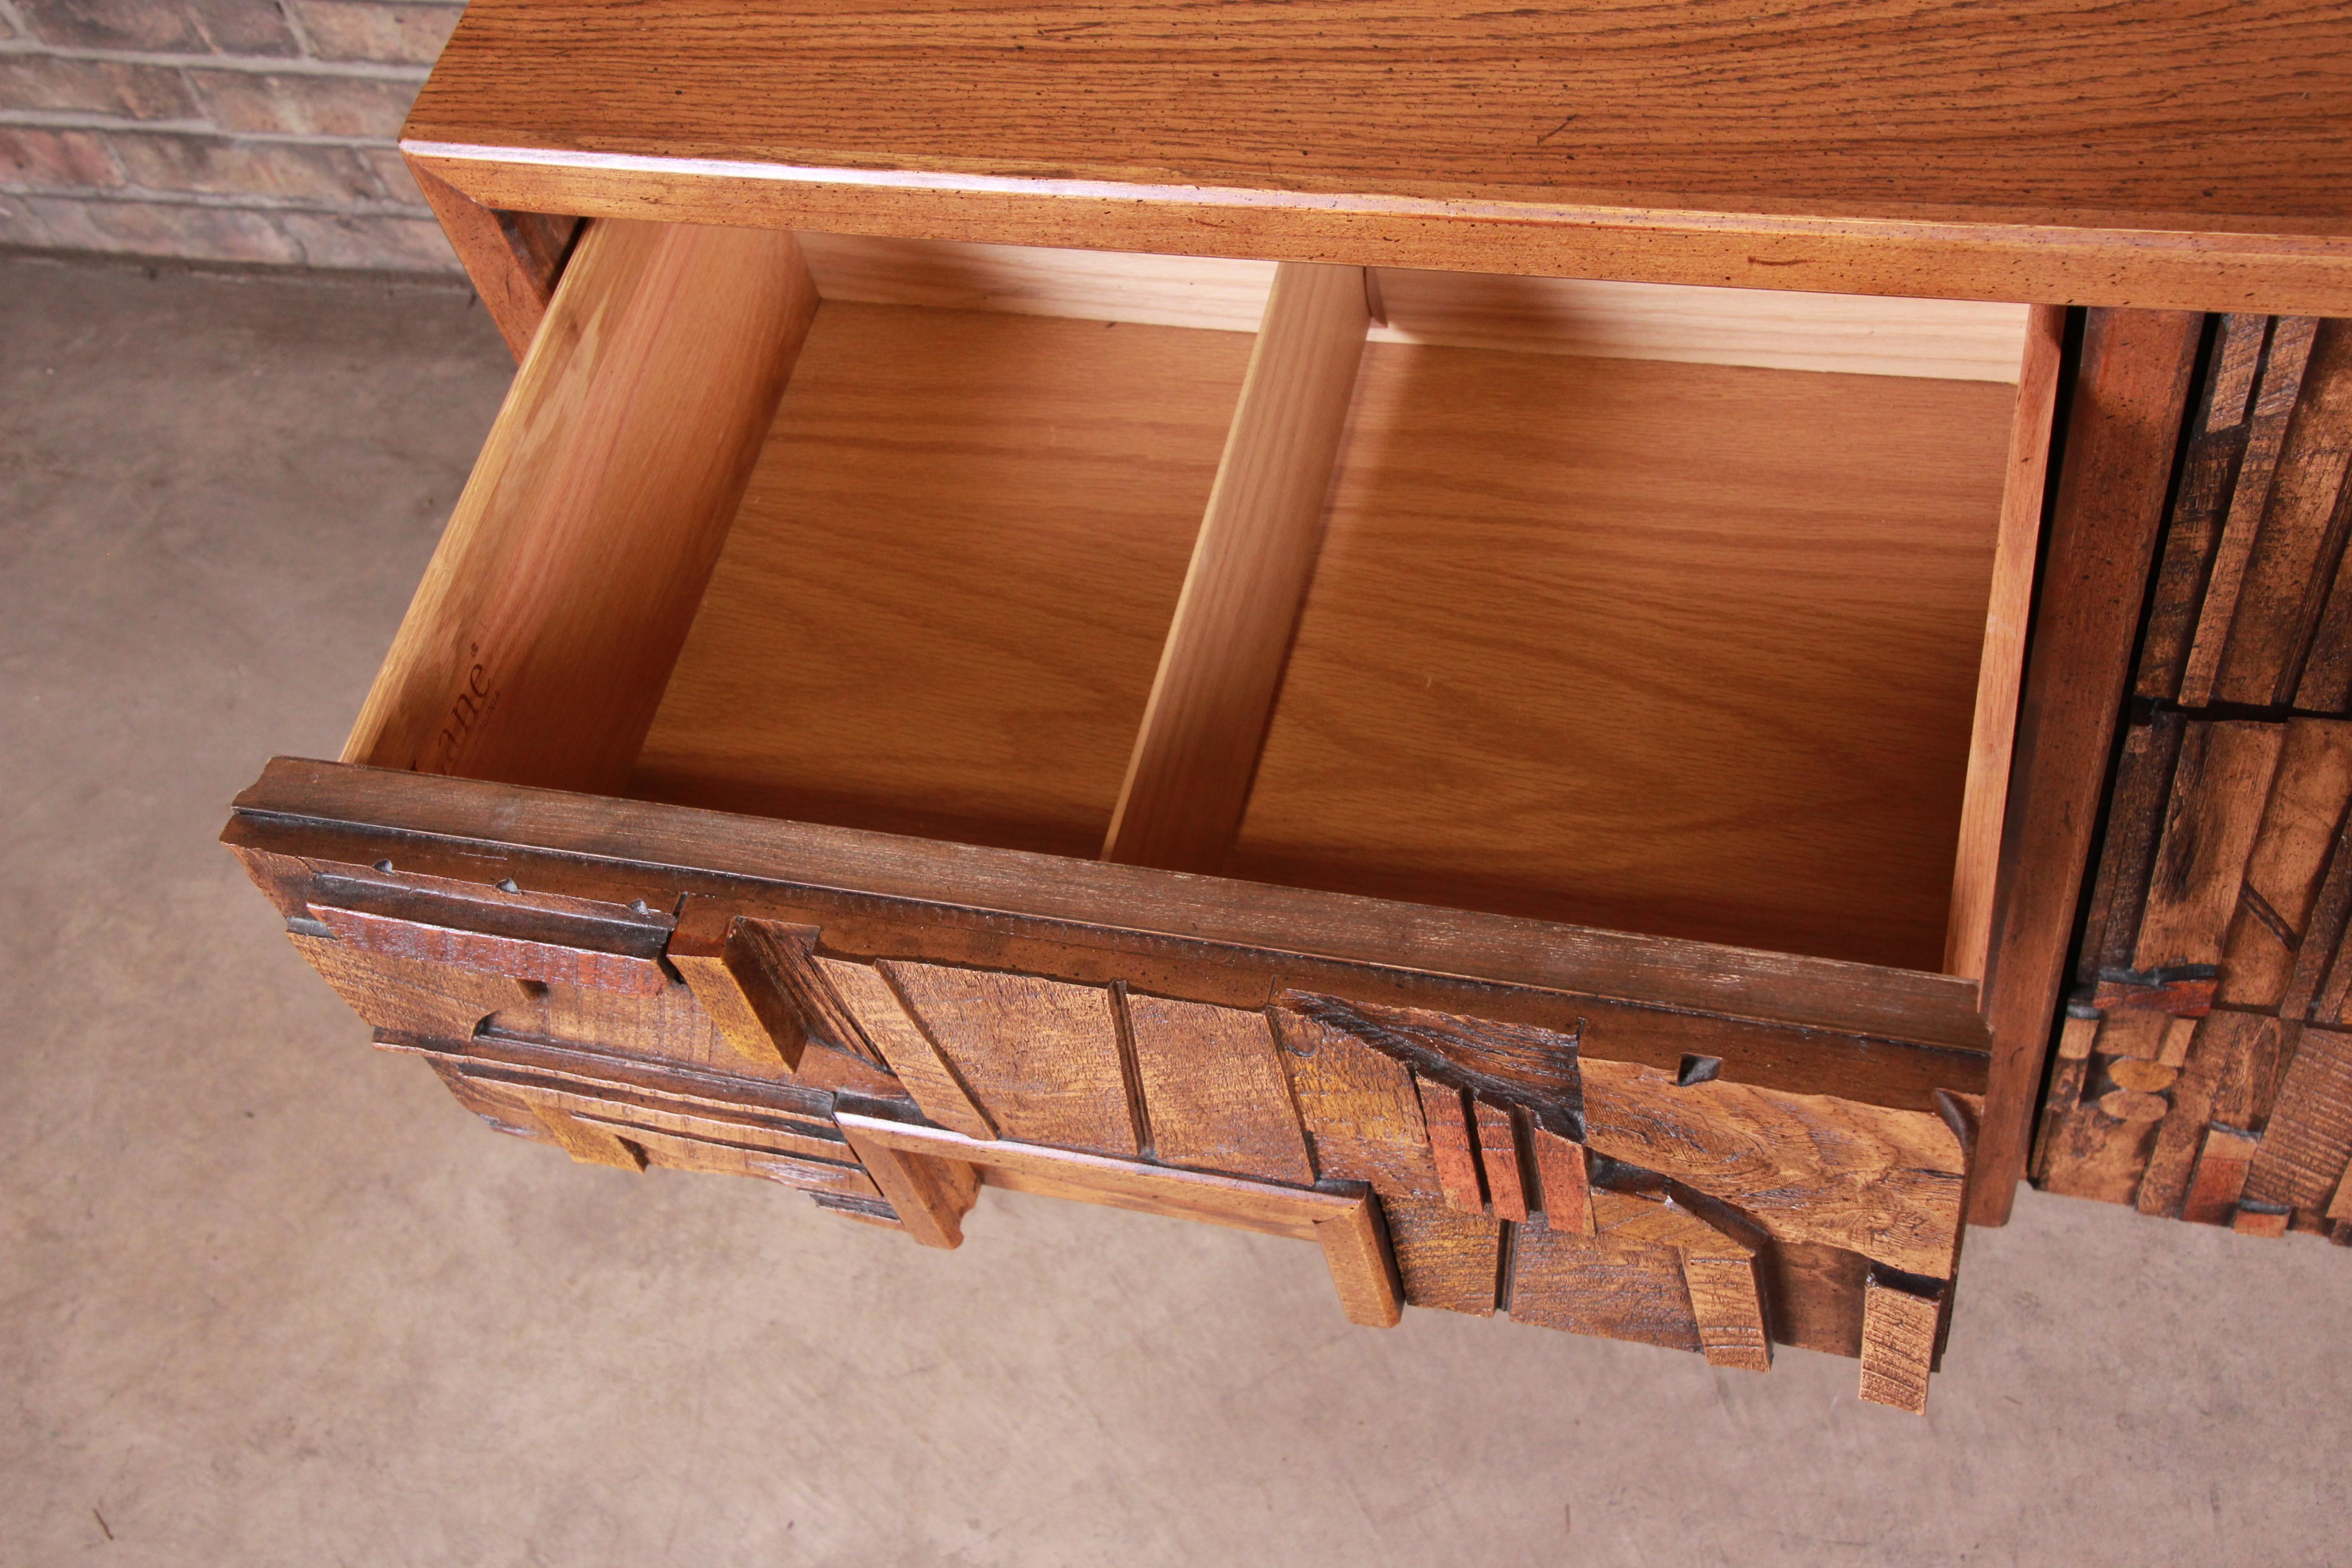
402 140 2352 318
232 756 1990 1057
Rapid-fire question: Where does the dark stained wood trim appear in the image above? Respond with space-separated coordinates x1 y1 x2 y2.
232 756 1989 1054
1974 307 2204 1225
836 1109 1405 1328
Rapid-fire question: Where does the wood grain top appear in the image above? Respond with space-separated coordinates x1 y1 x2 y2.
404 0 2352 310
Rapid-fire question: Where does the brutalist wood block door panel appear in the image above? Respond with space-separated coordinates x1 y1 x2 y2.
2038 314 2352 1242
223 0 2352 1413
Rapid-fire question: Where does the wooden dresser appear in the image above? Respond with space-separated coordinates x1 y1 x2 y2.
222 0 2352 1411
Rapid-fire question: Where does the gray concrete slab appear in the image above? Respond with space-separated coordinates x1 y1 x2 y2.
2 252 2346 1567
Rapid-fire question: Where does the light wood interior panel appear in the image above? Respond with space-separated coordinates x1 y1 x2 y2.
629 302 1250 857
344 217 817 794
1227 343 2019 972
1945 302 2068 980
798 233 2032 382
1105 262 1371 872
1374 269 2029 383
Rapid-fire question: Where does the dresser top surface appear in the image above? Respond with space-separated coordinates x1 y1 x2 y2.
403 0 2352 309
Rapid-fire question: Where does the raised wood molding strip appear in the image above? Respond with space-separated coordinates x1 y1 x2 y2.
1104 261 1370 873
837 1125 981 1249
235 757 1992 1054
836 1110 1406 1328
312 903 670 997
407 142 2352 318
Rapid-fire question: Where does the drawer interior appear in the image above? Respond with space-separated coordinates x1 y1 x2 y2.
632 303 1249 858
1227 342 2012 971
348 220 2047 978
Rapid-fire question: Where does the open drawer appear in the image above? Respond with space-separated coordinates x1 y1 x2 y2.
231 216 2081 1410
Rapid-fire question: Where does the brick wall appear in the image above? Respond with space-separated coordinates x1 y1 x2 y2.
0 0 464 270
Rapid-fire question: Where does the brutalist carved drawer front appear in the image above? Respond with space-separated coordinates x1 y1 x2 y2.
230 760 1984 1408
226 0 2349 1415
2039 315 2352 1242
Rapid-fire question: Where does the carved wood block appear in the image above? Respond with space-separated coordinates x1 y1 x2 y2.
820 957 994 1140
2182 1125 2260 1225
878 962 1139 1156
287 933 524 1041
1378 1198 1503 1317
1273 1007 1442 1199
2246 1024 2352 1212
1528 1125 1594 1235
1510 1224 1700 1353
2220 720 2352 1009
1681 1255 1773 1373
1472 1098 1530 1224
314 902 671 996
740 914 888 1065
1579 1058 1967 1281
2179 320 2318 707
1858 1271 1942 1414
1122 993 1314 1183
1415 1073 1486 1215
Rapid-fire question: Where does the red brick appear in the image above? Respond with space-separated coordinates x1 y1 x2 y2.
185 69 417 138
0 55 200 120
0 127 125 189
0 191 303 263
18 0 206 49
277 208 459 269
0 193 45 244
17 0 300 54
358 145 425 206
287 0 461 65
111 133 380 203
184 0 303 52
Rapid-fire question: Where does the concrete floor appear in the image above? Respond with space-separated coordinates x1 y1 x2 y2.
2 251 2346 1567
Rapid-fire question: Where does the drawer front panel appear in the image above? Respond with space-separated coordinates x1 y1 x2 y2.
228 758 1989 1410
706 915 1972 1284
